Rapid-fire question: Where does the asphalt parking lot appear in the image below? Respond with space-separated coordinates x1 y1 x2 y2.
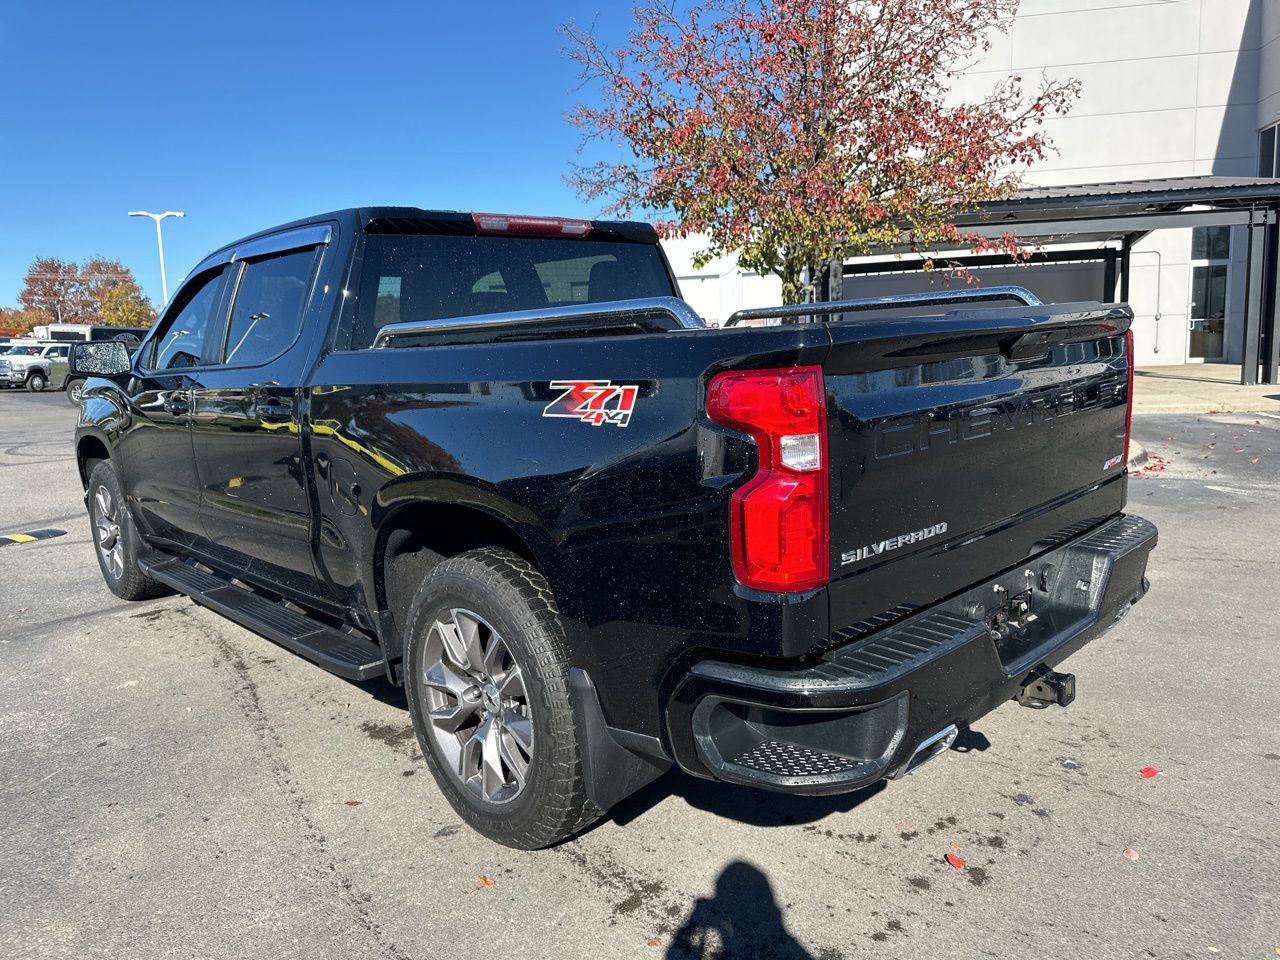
1 389 1277 960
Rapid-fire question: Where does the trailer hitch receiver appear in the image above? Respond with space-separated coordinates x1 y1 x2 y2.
1016 666 1076 709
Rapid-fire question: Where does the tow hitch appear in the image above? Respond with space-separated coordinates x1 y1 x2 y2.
1016 666 1076 709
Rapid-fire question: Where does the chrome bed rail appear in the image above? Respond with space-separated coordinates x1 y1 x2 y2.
372 296 706 347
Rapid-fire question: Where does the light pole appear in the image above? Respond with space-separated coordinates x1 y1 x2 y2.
128 210 185 304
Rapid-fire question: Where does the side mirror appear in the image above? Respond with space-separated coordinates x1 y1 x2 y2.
69 340 132 378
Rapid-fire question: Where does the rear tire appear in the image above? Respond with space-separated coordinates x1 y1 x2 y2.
26 371 47 392
404 548 600 848
87 460 171 601
66 378 85 404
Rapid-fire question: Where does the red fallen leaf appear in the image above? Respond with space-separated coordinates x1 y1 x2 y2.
1139 766 1159 779
646 937 662 947
1122 847 1140 861
1252 458 1261 465
944 852 966 870
468 875 497 893
343 799 362 807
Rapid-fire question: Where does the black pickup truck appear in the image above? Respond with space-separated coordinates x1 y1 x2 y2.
71 207 1156 848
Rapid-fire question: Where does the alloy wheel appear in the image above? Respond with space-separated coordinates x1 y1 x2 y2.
93 484 124 580
421 608 533 804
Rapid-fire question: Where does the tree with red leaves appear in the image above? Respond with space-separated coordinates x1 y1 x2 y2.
17 257 155 327
564 0 1078 303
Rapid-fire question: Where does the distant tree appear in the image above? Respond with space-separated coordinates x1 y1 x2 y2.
0 306 40 336
19 257 80 323
17 257 155 327
99 282 157 328
564 0 1080 303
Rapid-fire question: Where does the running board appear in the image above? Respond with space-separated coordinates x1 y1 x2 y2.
140 556 386 681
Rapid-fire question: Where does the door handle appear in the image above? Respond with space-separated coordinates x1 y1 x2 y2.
163 391 190 416
254 397 294 424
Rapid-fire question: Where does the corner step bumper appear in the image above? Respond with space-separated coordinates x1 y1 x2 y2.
665 513 1157 794
141 557 386 681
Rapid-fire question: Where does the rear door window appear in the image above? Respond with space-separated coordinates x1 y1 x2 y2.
350 234 674 349
222 249 318 365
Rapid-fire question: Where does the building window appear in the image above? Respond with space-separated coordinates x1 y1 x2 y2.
1189 227 1229 361
1260 124 1278 177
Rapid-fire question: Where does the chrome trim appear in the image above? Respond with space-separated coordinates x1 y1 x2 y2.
372 295 706 348
231 224 332 262
723 285 1043 327
893 723 959 779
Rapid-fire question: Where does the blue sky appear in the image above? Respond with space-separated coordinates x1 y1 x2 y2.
0 2 639 308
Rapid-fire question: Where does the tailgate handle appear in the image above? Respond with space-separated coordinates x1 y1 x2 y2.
1005 330 1055 360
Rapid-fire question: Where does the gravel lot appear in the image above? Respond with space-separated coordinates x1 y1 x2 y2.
1 390 1277 960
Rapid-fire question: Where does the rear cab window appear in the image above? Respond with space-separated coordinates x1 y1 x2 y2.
348 231 676 350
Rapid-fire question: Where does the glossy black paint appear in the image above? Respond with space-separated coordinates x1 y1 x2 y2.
76 206 1150 777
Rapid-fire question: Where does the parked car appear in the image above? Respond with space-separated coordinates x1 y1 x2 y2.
0 340 71 392
71 207 1157 848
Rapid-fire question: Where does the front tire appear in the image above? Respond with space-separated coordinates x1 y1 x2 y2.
404 548 599 848
87 460 170 601
26 371 47 392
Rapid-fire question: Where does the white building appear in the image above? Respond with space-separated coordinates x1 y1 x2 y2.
664 0 1280 368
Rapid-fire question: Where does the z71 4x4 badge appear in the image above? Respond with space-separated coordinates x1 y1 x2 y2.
542 380 639 428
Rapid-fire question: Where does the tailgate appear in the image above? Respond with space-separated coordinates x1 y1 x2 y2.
823 302 1132 634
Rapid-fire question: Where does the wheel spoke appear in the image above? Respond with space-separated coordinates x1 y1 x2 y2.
498 726 530 790
503 714 533 753
423 660 480 732
95 486 112 520
436 614 484 675
497 664 525 700
460 721 486 781
480 719 506 800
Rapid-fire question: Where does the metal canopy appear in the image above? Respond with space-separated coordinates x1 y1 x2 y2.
838 177 1280 384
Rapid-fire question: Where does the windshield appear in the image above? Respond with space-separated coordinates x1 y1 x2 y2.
351 233 675 349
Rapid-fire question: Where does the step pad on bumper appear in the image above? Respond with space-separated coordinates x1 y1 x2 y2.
732 741 866 777
141 557 385 681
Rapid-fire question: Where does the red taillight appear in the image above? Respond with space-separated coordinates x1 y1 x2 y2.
1124 328 1135 467
471 212 592 238
707 366 829 592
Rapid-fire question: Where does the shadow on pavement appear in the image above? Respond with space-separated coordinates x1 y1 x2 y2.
665 861 814 960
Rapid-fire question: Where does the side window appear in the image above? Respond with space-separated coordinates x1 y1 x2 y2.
46 345 70 358
222 249 317 365
150 268 228 371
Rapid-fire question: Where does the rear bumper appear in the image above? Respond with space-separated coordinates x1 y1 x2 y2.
665 513 1157 794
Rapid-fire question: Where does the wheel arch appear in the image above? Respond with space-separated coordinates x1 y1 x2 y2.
372 492 556 671
76 432 112 489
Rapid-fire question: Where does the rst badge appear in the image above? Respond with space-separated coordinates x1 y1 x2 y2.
542 380 639 428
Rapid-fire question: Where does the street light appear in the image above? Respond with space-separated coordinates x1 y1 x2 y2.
128 210 185 304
